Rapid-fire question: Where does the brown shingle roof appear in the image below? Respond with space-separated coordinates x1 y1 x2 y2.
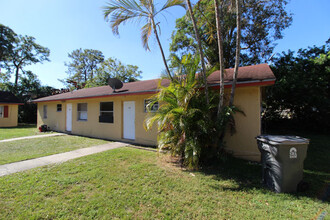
0 91 22 104
208 63 275 85
33 63 275 103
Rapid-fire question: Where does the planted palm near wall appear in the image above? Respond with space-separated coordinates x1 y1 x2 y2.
145 54 242 169
145 69 211 168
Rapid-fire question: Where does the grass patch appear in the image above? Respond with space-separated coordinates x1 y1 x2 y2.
0 124 42 140
0 135 109 165
0 146 328 219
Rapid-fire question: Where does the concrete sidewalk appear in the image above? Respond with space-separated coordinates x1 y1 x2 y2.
0 142 127 177
0 133 67 143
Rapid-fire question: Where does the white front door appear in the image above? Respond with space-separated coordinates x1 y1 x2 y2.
66 103 72 132
123 101 135 140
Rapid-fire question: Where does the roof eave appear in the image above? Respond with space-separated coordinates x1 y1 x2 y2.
0 102 24 105
32 90 158 103
33 79 275 103
209 78 275 89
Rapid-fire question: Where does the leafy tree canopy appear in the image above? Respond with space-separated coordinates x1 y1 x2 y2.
0 23 17 63
265 39 330 131
89 57 142 87
63 49 142 89
2 34 50 86
0 24 52 123
64 48 104 88
170 0 292 68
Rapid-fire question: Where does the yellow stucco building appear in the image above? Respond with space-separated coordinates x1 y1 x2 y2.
34 64 275 161
0 91 22 127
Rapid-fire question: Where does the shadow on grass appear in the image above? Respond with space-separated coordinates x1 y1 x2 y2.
193 132 330 202
198 155 329 202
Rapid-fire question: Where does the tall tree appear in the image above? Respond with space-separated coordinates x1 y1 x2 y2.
65 48 104 88
5 35 50 87
214 0 225 116
229 0 242 106
170 0 292 68
0 24 17 63
185 0 209 105
103 0 186 81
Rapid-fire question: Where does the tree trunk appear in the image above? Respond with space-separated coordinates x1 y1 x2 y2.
90 64 94 80
151 19 173 81
229 0 242 107
14 65 19 87
186 0 209 105
214 0 225 118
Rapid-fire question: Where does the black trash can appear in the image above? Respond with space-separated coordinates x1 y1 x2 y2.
256 135 309 193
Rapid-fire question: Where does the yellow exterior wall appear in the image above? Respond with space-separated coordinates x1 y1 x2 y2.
224 86 261 161
0 104 18 127
37 94 157 146
37 86 262 161
37 102 66 131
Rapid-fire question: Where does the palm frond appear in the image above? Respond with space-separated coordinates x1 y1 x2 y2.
141 22 152 50
103 0 147 35
159 0 186 14
140 0 155 14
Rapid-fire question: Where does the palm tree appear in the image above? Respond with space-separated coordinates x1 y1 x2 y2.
185 0 209 105
213 0 225 118
145 53 243 168
103 0 186 81
229 0 242 106
213 0 242 111
144 62 212 169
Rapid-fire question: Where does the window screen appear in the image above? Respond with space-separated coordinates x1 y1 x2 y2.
77 103 88 120
99 102 113 123
43 105 47 119
144 99 159 112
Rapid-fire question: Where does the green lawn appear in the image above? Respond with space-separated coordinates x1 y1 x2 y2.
0 124 42 140
0 135 109 165
0 136 328 219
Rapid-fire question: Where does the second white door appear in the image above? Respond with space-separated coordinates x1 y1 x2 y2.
66 103 72 132
123 101 135 140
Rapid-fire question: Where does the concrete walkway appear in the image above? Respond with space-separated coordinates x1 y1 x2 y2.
0 142 127 177
0 133 67 143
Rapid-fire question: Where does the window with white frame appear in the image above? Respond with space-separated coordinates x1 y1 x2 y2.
77 103 88 121
144 99 159 112
0 106 3 118
99 102 113 123
43 105 47 119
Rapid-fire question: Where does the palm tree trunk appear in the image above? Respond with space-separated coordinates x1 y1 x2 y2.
229 0 242 107
151 19 173 81
186 0 209 105
214 0 225 118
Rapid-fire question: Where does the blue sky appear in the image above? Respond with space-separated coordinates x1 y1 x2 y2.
0 0 329 89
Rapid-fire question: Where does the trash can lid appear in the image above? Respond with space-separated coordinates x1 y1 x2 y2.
256 135 309 145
